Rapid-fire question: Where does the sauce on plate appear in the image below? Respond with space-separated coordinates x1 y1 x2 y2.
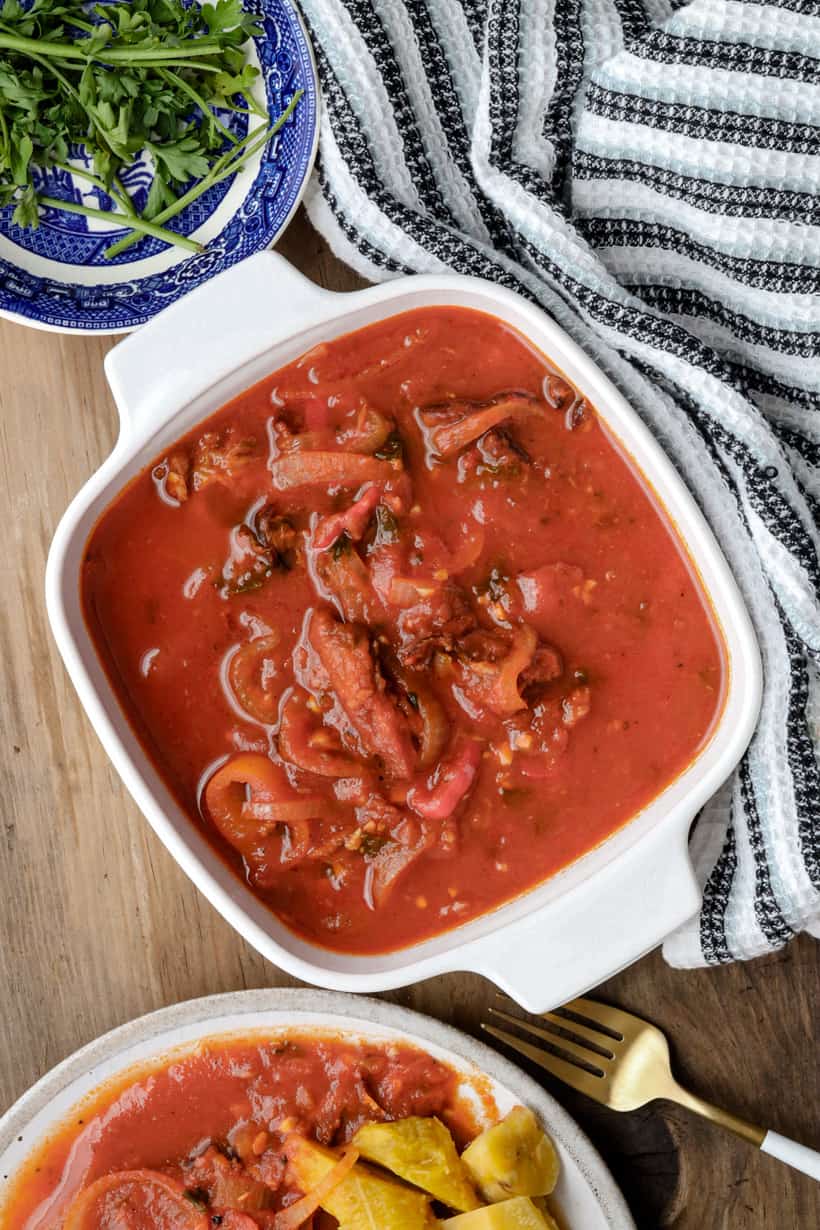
1 1035 483 1230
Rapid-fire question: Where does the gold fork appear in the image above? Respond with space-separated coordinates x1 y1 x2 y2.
484 998 820 1182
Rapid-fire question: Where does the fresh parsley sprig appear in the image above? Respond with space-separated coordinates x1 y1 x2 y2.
0 0 301 257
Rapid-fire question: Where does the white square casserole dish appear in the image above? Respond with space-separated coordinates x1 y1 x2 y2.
45 251 762 1011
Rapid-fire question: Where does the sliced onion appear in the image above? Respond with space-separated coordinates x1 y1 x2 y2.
415 686 449 768
363 816 427 909
337 406 394 454
241 799 324 823
64 1171 208 1230
227 633 282 725
273 1147 359 1230
484 625 537 715
279 818 313 867
204 754 291 847
271 452 394 490
425 396 539 458
204 755 334 855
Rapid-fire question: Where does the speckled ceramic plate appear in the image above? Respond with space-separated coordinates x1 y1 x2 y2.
0 989 635 1229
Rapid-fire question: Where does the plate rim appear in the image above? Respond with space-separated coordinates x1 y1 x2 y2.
0 987 636 1229
0 0 320 335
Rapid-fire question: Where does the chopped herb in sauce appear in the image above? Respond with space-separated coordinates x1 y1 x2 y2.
374 430 405 460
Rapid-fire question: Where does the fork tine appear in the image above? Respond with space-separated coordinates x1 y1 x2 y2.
541 1011 618 1056
489 1008 614 1066
481 1025 607 1102
560 997 629 1039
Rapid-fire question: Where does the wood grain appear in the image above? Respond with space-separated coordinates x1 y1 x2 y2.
1 209 818 1229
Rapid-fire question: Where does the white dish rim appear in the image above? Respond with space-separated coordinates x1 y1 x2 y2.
44 251 763 1010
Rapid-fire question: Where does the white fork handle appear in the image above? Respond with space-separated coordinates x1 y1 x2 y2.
761 1131 820 1181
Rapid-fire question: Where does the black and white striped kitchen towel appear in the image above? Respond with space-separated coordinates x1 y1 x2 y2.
295 0 820 966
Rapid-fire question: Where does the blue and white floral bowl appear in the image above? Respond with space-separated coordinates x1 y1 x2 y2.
0 0 319 333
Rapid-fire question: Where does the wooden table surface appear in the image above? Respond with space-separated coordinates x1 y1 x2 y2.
1 212 818 1229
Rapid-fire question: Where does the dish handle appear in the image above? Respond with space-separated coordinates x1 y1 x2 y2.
105 252 341 442
466 820 701 1013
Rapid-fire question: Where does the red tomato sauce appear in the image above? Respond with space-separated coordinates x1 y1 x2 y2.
1 1035 481 1230
81 306 725 952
